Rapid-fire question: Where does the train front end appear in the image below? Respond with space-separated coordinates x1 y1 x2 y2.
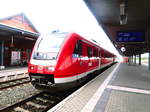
28 32 68 90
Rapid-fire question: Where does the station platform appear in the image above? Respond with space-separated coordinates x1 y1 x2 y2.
49 63 150 112
0 66 27 72
0 67 28 81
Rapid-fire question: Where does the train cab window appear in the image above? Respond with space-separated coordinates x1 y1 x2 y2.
32 33 67 60
87 47 92 57
73 40 82 56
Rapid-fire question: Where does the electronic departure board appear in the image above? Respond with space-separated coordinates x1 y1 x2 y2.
116 31 145 42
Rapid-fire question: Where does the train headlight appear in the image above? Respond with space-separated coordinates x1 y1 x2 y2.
30 66 35 70
46 67 54 71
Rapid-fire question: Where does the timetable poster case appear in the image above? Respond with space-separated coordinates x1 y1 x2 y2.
116 31 145 43
11 51 21 65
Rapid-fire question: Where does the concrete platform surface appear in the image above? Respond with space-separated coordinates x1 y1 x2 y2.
0 67 28 81
48 63 150 112
48 63 118 112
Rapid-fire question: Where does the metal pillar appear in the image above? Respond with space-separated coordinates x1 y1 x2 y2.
134 55 136 65
128 57 130 65
129 56 130 65
132 55 134 64
149 52 150 70
130 56 132 65
139 54 141 65
0 41 4 69
130 56 131 64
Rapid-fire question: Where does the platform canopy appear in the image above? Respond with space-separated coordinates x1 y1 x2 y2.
0 13 40 41
84 0 150 56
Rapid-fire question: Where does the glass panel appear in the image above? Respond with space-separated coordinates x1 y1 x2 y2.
33 33 67 60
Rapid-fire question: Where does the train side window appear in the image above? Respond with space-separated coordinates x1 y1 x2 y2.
104 53 108 58
101 50 104 58
87 47 92 57
99 50 101 57
94 49 98 57
98 49 100 57
73 40 82 56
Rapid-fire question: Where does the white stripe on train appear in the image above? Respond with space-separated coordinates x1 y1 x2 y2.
54 62 113 83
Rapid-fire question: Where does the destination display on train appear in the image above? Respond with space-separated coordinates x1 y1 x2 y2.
116 31 145 42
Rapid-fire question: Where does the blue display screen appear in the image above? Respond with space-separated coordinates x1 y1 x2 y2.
116 31 145 42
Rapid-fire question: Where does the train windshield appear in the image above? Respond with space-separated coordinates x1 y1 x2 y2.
33 33 67 60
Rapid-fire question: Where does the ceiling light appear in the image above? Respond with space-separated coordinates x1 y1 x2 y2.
120 2 128 25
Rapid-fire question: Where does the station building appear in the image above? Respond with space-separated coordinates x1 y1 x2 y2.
0 13 40 69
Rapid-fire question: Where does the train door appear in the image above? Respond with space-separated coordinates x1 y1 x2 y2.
81 41 88 73
87 46 93 71
4 47 11 66
100 49 105 66
73 40 83 77
98 48 101 68
77 40 83 73
93 48 99 68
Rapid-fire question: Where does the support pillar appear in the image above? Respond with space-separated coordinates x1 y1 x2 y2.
132 55 134 64
131 56 133 64
149 52 150 70
0 41 5 69
129 57 131 65
139 54 141 65
134 55 136 65
130 56 132 65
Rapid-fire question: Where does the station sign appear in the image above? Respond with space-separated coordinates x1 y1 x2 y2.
116 31 145 42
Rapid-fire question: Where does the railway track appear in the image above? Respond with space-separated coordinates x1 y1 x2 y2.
0 64 115 112
0 77 30 90
0 92 63 112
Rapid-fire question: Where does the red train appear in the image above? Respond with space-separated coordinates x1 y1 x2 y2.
28 32 116 91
